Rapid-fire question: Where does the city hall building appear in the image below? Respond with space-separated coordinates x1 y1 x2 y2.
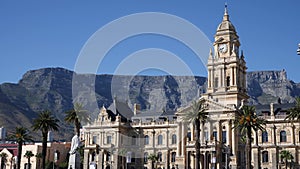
81 7 300 169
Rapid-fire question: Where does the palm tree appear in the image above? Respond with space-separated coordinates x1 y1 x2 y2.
286 97 300 120
32 111 59 169
280 150 294 169
64 103 90 136
35 153 42 169
148 153 158 169
24 151 34 169
234 105 266 169
9 127 33 169
0 152 8 169
183 100 208 169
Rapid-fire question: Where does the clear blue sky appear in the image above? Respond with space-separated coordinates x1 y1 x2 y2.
0 1 299 84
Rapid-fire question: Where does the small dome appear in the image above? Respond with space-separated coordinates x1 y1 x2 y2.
217 20 236 32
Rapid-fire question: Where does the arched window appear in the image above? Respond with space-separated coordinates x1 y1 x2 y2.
144 152 148 163
158 135 163 145
262 131 268 143
171 134 177 144
157 152 162 162
171 152 176 162
280 130 287 142
144 135 149 145
262 151 268 163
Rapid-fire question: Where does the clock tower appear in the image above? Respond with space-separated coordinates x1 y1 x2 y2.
204 5 248 107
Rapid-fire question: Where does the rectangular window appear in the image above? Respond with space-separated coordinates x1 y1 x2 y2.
213 131 217 141
171 152 176 162
222 131 227 143
107 135 112 144
204 131 209 141
92 135 97 144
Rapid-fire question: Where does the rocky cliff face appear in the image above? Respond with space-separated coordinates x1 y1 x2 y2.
0 68 299 140
247 70 299 104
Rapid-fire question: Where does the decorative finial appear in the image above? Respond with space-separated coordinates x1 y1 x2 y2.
225 2 228 14
241 50 244 59
223 2 229 21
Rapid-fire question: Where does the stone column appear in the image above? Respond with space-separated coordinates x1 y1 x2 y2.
219 68 222 87
200 122 204 145
98 150 104 169
115 130 119 147
208 69 211 88
181 123 186 157
152 130 156 149
83 149 89 169
231 67 234 86
177 122 181 156
166 130 170 169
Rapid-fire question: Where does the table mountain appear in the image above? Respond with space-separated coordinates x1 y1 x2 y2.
0 67 298 140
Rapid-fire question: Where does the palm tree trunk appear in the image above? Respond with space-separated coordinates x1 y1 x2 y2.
75 119 80 136
17 142 22 169
42 131 48 169
28 157 30 169
246 127 252 169
195 119 200 169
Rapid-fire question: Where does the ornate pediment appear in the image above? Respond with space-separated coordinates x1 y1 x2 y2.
205 99 235 113
176 97 235 116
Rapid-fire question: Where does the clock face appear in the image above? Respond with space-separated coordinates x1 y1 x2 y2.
218 44 227 53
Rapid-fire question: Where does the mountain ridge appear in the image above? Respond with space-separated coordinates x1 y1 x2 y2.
0 67 299 140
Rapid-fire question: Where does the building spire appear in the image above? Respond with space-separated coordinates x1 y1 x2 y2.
223 3 229 21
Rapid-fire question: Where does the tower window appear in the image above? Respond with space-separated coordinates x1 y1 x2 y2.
226 76 230 86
